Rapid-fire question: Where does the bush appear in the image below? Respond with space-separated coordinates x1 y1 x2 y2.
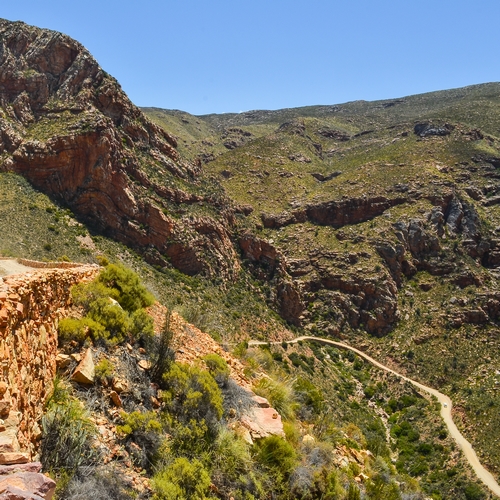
63 263 156 346
58 316 107 345
130 308 154 338
464 483 486 500
203 353 230 386
95 358 114 382
253 376 295 420
71 281 119 311
58 317 88 344
293 377 325 418
211 427 258 497
97 263 155 312
152 457 212 500
87 297 131 344
117 410 165 471
253 435 297 475
162 362 223 435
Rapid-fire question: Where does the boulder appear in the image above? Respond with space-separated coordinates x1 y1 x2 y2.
0 472 55 500
240 407 285 440
0 454 29 466
71 348 95 384
0 464 42 476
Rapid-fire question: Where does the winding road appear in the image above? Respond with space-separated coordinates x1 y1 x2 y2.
249 336 500 498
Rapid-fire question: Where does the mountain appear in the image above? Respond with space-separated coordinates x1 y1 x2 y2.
148 84 500 481
1 17 500 499
0 18 239 278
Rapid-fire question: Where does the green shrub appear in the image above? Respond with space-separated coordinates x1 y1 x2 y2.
293 377 325 417
87 297 131 344
211 427 259 497
117 411 165 471
464 483 486 500
40 381 97 476
166 418 212 458
71 281 119 310
64 263 156 346
95 358 114 382
162 362 223 434
253 435 297 475
345 483 361 500
130 308 154 339
311 468 343 500
58 316 108 345
96 263 155 312
152 457 212 500
203 353 230 386
58 317 88 344
253 376 295 420
117 410 163 437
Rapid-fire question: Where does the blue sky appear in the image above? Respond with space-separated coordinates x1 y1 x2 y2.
2 1 499 115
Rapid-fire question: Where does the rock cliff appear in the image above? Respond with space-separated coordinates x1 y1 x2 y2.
0 19 238 279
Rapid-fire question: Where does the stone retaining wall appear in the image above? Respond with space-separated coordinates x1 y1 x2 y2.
0 266 99 463
16 259 90 269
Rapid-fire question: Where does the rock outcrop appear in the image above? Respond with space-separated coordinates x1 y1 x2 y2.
0 462 56 500
0 19 239 279
261 196 406 229
239 234 398 335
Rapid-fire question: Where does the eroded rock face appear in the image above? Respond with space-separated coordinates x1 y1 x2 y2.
239 234 399 335
0 19 238 279
305 196 406 228
260 196 406 230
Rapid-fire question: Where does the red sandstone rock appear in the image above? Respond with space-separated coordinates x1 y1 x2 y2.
71 348 95 384
240 407 285 440
0 472 55 500
0 463 42 475
111 378 128 394
0 454 29 466
109 391 122 408
252 395 270 408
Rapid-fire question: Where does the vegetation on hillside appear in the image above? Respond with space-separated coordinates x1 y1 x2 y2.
2 81 499 499
40 266 491 499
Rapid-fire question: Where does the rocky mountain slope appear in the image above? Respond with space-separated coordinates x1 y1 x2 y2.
1 17 500 498
145 85 500 480
0 19 238 279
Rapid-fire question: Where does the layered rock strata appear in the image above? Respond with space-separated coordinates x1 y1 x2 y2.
0 19 239 279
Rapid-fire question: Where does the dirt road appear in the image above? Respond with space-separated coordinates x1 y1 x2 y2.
249 336 500 497
0 259 33 277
